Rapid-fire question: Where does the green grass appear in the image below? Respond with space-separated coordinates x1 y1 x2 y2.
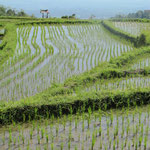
110 18 150 23
101 20 137 44
0 87 149 125
142 30 150 44
0 24 17 66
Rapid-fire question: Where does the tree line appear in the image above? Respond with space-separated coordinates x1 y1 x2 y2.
0 5 29 17
115 10 150 19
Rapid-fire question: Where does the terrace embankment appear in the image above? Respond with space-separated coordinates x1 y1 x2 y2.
101 20 150 47
0 88 149 125
0 46 150 125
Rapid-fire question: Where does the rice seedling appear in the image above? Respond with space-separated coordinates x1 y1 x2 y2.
113 21 150 36
0 24 134 101
0 18 150 150
84 76 150 93
0 105 144 149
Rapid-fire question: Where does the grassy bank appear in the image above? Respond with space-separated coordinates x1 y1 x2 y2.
0 45 150 125
0 88 149 125
101 21 136 43
0 24 17 66
101 20 149 47
16 18 98 26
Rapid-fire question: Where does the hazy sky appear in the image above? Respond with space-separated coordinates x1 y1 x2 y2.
0 0 150 18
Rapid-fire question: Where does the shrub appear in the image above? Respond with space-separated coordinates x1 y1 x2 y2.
61 16 69 19
136 34 146 47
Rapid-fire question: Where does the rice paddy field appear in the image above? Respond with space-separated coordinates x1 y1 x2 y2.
0 24 134 101
1 106 150 150
112 22 150 36
0 18 150 150
83 77 150 93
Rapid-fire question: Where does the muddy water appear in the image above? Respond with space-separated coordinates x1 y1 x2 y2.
0 24 133 101
0 106 150 150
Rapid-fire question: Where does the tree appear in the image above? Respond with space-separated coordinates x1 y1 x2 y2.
0 6 6 16
136 34 146 47
61 15 69 19
6 9 16 16
17 10 28 17
135 10 143 18
116 10 150 19
144 10 150 19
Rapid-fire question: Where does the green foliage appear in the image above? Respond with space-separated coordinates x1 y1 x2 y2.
136 34 146 47
142 30 150 45
61 14 76 19
110 18 150 23
0 5 29 17
114 10 150 19
0 18 149 127
102 20 149 47
0 88 149 125
0 5 6 16
0 24 17 66
61 16 69 19
101 20 137 45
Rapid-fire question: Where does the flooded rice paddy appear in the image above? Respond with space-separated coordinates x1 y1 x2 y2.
0 106 150 150
0 24 133 101
112 22 150 36
84 77 150 93
131 57 150 70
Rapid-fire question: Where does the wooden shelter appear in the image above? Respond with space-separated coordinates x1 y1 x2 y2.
40 9 49 18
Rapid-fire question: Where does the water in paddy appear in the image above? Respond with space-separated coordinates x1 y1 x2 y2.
0 24 133 101
131 57 150 70
0 106 150 150
113 22 150 37
0 29 5 34
84 77 150 93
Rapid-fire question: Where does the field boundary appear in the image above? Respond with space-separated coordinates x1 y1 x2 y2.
0 88 149 125
101 20 149 47
16 19 98 26
110 18 150 23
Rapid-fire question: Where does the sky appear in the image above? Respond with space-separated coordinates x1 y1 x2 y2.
0 0 150 18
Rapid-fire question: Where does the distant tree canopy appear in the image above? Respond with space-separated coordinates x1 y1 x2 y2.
0 5 29 17
61 14 76 19
115 10 150 19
